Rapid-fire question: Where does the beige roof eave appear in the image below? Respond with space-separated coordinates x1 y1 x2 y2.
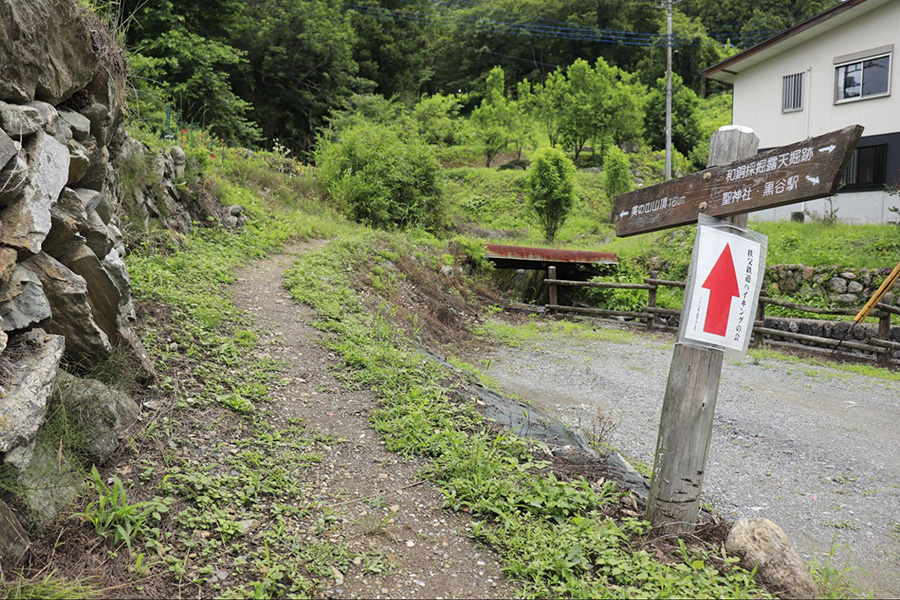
704 0 894 84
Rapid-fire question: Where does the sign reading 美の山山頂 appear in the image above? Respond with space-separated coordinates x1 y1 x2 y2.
679 215 767 355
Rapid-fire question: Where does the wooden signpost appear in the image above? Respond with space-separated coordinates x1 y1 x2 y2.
614 124 862 534
614 125 863 238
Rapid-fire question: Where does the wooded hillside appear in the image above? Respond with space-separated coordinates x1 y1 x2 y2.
109 0 838 154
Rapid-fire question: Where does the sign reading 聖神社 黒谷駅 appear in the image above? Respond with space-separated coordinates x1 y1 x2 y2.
613 125 863 237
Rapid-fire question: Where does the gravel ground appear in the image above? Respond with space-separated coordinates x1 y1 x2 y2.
484 325 900 598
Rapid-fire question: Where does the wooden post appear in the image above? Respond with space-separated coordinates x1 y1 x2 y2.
548 265 558 307
647 270 658 330
645 344 724 533
708 126 760 229
754 298 767 345
878 293 894 367
645 126 759 534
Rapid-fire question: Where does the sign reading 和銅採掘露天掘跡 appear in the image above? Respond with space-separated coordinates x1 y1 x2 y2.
613 125 863 237
679 215 767 355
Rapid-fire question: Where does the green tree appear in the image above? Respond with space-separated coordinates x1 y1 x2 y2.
236 0 366 153
527 147 576 242
603 146 633 219
124 1 259 143
413 93 461 146
558 59 608 161
606 68 646 147
636 10 737 96
349 0 435 100
470 66 515 167
645 73 702 157
528 70 568 148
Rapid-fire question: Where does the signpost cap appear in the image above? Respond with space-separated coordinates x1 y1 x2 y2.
717 125 755 135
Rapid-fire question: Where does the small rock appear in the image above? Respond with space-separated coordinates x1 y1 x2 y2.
725 518 818 599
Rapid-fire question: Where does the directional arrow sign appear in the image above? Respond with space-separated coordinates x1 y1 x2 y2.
680 217 767 353
701 244 739 336
614 125 863 237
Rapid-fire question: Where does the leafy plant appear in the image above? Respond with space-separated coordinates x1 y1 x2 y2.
584 263 650 312
808 542 867 599
526 146 576 242
77 466 170 553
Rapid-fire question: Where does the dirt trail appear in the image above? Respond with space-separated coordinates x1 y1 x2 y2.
230 243 512 599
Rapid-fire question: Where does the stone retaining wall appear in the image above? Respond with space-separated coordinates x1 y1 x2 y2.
765 264 899 307
0 0 246 545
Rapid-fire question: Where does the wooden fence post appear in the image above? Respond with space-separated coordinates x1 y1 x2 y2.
645 126 759 534
754 298 767 345
647 270 658 330
548 265 558 307
878 292 894 367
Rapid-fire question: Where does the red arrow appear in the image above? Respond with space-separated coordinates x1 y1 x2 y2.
701 243 740 336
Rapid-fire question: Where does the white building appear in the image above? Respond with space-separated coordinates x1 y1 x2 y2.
704 0 900 223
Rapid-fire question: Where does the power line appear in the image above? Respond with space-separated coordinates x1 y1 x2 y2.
347 3 775 48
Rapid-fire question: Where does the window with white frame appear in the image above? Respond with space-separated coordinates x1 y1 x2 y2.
782 72 804 112
835 50 892 103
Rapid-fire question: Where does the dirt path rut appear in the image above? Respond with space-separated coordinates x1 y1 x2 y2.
230 243 512 599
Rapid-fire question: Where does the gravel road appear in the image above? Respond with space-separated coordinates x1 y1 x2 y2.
484 326 900 597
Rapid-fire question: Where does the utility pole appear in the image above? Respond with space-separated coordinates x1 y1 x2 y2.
665 0 673 181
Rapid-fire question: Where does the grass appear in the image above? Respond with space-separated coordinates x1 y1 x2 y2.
745 347 900 382
1 571 97 600
444 167 613 248
476 318 637 348
283 231 771 599
808 542 870 599
48 145 375 598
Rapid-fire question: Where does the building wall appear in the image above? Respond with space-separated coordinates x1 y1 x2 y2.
732 1 900 145
730 0 900 222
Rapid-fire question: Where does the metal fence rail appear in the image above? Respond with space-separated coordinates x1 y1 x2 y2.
545 266 897 366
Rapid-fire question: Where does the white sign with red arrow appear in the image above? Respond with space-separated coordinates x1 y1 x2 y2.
679 216 768 354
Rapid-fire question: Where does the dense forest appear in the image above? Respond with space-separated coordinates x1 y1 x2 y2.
107 0 838 155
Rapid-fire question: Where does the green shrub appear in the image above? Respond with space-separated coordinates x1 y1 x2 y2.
413 93 462 146
315 121 445 231
526 147 575 242
603 146 633 210
583 263 649 312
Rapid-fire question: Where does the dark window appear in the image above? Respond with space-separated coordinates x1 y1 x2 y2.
843 144 887 189
782 72 804 112
836 54 891 103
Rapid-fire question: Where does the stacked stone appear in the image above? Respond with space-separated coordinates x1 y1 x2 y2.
0 0 150 556
766 264 899 306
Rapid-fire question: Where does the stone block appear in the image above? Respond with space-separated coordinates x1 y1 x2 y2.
21 252 112 363
0 132 69 254
0 265 51 332
56 370 139 464
66 139 90 185
0 329 65 453
0 499 30 567
0 0 98 104
58 110 91 142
